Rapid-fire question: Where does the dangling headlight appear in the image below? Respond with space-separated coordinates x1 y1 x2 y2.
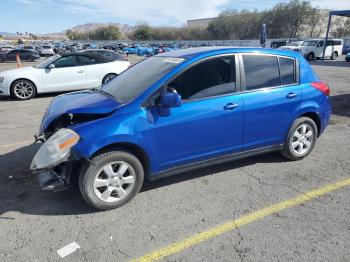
30 128 80 170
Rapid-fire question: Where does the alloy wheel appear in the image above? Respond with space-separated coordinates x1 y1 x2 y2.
93 161 136 203
13 81 35 99
291 123 314 155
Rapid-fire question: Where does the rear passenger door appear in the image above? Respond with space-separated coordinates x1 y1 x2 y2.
240 54 301 150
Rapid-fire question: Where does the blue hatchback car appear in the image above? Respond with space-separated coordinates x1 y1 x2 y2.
30 47 331 210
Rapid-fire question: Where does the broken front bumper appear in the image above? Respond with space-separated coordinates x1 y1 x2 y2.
35 162 75 191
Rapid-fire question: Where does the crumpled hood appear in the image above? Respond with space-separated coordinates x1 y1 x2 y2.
40 90 120 134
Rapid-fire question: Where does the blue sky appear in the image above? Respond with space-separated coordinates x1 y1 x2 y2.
1 0 349 34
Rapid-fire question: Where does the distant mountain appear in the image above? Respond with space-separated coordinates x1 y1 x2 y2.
42 22 135 39
0 32 17 36
69 22 134 34
1 22 136 40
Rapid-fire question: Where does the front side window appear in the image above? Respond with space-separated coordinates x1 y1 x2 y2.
53 56 78 68
243 55 280 90
168 56 235 100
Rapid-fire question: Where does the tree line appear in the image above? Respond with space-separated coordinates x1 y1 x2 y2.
66 0 350 41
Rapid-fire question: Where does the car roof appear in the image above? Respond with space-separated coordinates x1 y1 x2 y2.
157 46 300 59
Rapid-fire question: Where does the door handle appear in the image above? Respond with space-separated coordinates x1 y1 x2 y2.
77 70 84 73
224 103 239 110
286 92 298 99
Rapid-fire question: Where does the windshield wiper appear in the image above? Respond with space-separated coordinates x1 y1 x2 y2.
96 88 119 102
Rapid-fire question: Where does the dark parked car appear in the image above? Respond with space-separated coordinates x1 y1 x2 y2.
81 49 128 61
346 53 350 62
0 49 40 62
270 40 287 48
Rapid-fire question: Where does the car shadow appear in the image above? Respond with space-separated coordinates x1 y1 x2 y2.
330 94 350 118
0 143 285 217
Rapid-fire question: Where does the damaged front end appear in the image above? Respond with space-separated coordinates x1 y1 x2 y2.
31 90 120 191
31 128 82 191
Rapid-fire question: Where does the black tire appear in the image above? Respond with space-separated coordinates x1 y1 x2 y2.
79 151 144 210
281 117 318 161
10 79 37 100
27 55 34 62
331 52 337 60
307 52 314 61
102 73 117 85
0 57 5 63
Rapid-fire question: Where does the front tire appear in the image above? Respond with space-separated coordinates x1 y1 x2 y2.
281 117 318 161
79 151 144 210
10 79 37 100
27 55 35 62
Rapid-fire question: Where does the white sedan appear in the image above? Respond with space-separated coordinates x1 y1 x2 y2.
0 53 130 100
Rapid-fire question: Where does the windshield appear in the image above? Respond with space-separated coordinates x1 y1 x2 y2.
34 55 60 69
101 56 184 103
43 46 51 49
302 40 319 46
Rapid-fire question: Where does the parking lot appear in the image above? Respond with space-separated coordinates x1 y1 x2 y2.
0 56 349 261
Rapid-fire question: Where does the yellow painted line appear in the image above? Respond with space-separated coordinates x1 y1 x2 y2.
131 178 350 262
0 140 33 149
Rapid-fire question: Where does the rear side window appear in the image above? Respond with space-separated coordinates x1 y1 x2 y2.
243 55 280 90
279 57 295 85
79 55 98 65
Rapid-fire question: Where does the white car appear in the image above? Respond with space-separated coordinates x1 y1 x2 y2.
0 53 130 100
279 41 304 52
300 38 343 60
39 45 55 56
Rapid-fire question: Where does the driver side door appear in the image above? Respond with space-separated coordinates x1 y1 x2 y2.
42 55 87 92
147 55 244 172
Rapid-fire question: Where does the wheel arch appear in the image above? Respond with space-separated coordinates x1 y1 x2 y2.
297 112 321 137
90 142 150 176
10 78 37 90
102 73 117 84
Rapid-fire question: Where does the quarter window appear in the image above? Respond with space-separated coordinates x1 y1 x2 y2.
279 57 295 85
168 56 236 100
243 55 280 90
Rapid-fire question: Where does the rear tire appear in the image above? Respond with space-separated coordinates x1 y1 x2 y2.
331 52 337 60
281 117 318 161
102 73 117 85
79 151 144 210
307 52 314 61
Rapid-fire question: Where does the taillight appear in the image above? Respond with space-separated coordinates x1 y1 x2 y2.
311 82 330 96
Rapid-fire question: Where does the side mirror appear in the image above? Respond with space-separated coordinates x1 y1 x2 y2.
160 91 181 108
48 63 55 69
